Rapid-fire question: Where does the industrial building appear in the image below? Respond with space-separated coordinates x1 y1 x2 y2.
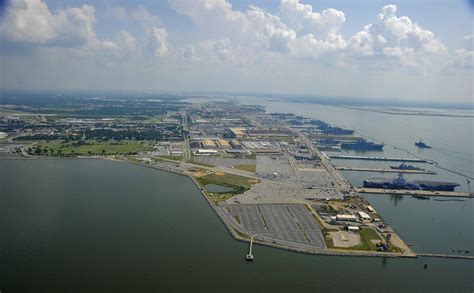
229 127 247 138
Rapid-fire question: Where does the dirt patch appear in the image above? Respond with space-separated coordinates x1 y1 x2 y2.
214 171 225 176
329 231 361 248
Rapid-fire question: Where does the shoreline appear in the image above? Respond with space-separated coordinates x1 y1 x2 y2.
3 155 472 260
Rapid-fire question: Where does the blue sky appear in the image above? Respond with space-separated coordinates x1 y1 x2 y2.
0 0 473 103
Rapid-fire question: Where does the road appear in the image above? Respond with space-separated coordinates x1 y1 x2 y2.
181 111 191 161
296 131 351 191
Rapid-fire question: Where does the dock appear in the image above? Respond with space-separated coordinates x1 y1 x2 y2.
354 188 473 198
329 155 428 163
417 253 474 260
336 167 436 174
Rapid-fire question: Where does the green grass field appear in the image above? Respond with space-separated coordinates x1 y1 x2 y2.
35 140 154 156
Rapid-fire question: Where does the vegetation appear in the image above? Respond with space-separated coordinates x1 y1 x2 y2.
31 140 154 156
343 228 382 251
197 172 258 187
234 164 256 172
160 155 182 161
194 172 259 203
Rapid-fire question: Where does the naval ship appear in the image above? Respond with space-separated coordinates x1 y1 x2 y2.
415 140 431 148
363 174 460 191
341 139 384 151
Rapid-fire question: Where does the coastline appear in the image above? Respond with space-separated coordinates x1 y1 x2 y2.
3 155 473 260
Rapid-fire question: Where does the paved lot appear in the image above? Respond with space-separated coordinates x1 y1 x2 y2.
196 156 256 167
220 203 326 249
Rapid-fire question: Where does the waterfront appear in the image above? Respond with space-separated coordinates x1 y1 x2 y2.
0 159 473 292
236 98 473 255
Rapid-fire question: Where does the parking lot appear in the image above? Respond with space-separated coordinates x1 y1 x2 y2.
196 156 256 167
220 204 326 250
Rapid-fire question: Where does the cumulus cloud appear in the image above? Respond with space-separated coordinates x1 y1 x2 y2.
169 0 347 58
149 27 169 57
280 0 346 37
182 38 236 63
348 4 445 60
453 49 474 69
169 1 447 65
0 0 103 48
0 0 172 62
116 31 138 52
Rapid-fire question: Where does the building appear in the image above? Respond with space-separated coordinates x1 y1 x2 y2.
336 214 357 222
193 149 219 156
229 139 242 149
347 226 360 232
202 139 217 149
216 139 231 149
229 127 247 138
358 211 371 221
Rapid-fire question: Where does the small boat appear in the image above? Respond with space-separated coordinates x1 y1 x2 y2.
415 140 431 149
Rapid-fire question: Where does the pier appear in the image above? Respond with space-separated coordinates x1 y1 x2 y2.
335 167 436 174
417 253 474 260
354 188 473 198
246 237 254 261
329 155 428 163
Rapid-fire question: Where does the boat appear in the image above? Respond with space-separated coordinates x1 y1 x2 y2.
363 174 460 191
341 139 384 151
390 163 422 171
415 140 431 148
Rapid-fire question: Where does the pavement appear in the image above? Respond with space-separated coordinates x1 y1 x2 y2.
220 203 326 251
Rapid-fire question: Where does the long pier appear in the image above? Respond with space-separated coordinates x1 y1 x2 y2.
417 253 474 260
354 188 473 198
336 167 436 174
329 155 428 163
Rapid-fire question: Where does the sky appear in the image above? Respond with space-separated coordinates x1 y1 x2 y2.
0 0 473 103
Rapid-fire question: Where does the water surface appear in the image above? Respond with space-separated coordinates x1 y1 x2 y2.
0 159 472 292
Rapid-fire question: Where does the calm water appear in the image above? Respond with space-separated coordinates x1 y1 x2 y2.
0 159 473 292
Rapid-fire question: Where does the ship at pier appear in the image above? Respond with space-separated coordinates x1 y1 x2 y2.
389 163 422 171
363 174 460 191
341 139 384 151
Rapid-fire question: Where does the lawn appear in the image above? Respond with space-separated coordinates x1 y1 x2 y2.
35 140 154 156
234 164 256 173
194 172 259 203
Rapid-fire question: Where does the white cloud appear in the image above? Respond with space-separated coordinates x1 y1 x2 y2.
453 49 474 69
116 31 138 52
182 38 235 63
0 0 102 48
348 4 445 59
280 0 346 36
149 27 169 57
